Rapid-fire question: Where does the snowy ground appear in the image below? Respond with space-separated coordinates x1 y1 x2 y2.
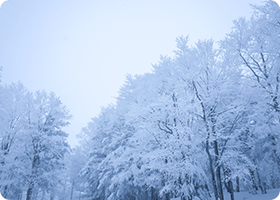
171 189 280 200
223 189 280 200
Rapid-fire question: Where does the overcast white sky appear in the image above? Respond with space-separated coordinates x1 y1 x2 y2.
0 0 264 147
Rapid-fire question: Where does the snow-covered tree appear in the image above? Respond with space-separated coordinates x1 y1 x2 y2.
220 0 280 193
69 1 280 200
23 91 71 200
0 82 29 199
78 37 255 200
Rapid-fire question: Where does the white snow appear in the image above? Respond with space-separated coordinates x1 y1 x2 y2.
170 189 280 200
223 189 280 200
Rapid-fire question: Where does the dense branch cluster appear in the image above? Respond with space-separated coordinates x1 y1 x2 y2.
0 83 71 199
0 1 280 200
74 1 280 200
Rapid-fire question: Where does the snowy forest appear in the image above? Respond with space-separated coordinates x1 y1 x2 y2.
1 1 280 200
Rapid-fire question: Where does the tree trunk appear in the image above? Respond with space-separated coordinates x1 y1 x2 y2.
163 193 170 200
26 154 39 200
224 167 234 200
225 179 234 200
215 164 224 200
145 187 149 200
249 169 258 194
203 184 212 198
204 111 219 200
151 187 159 200
256 170 266 194
17 191 22 200
195 87 220 200
206 139 219 200
263 182 267 194
230 191 234 200
70 181 75 200
26 182 34 200
236 177 240 192
151 187 155 200
2 185 8 198
212 111 224 200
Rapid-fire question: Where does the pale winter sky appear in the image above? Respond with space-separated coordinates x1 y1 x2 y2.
0 0 264 147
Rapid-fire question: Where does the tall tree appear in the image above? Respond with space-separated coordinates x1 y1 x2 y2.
24 91 71 200
220 0 280 192
0 83 28 199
